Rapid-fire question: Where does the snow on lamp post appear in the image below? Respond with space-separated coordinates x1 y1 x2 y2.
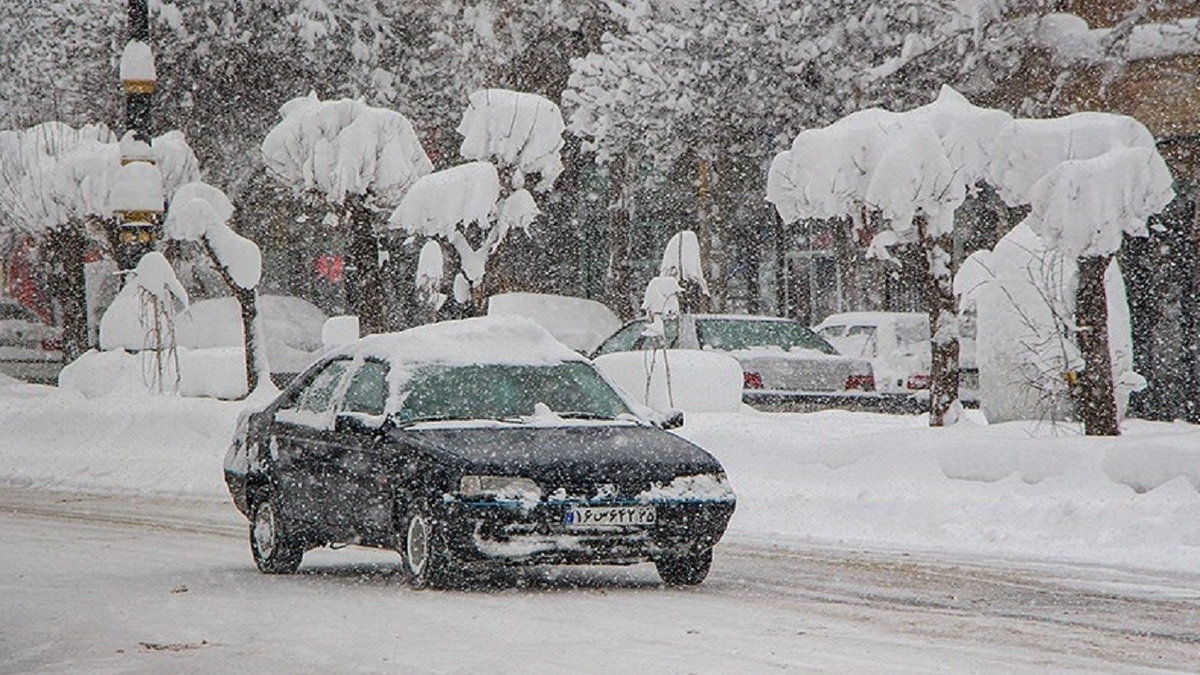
111 158 164 270
120 35 155 143
116 0 159 270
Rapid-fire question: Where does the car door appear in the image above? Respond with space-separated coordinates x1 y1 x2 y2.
269 358 351 539
325 358 396 545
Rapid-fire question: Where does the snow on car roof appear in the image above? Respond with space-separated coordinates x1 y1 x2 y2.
342 316 585 367
815 311 926 328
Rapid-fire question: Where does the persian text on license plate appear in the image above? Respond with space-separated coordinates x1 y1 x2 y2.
564 505 656 527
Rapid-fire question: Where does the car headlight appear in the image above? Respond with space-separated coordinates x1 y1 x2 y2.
460 475 543 503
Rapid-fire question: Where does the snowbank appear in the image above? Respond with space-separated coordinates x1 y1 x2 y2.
676 410 1200 573
100 294 327 376
60 347 252 400
594 350 743 413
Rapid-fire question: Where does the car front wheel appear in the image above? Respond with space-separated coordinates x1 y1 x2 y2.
655 547 713 586
403 503 459 590
250 491 303 574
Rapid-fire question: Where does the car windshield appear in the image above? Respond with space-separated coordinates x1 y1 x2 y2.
696 318 838 355
394 361 632 423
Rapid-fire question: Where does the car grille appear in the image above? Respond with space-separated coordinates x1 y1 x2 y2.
547 479 651 502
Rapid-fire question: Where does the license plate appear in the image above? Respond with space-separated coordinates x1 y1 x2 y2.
564 505 656 527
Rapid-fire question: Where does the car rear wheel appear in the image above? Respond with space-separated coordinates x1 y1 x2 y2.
403 503 458 590
250 491 303 574
655 547 713 586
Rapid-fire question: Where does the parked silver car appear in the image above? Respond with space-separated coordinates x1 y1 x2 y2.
0 299 63 383
592 314 878 409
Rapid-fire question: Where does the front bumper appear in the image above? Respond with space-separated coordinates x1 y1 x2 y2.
441 498 736 566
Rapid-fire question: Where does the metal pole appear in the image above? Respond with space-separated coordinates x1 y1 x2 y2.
125 0 152 144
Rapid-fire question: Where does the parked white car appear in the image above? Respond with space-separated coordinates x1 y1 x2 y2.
0 299 63 383
813 311 978 404
594 313 879 409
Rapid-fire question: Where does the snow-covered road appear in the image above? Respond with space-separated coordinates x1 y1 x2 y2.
3 487 1197 674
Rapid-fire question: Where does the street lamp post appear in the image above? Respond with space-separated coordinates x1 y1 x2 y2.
115 0 160 270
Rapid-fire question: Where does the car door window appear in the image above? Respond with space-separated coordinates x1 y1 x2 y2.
276 360 350 426
341 360 389 416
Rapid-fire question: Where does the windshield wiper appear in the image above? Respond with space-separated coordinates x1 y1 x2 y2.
553 411 617 420
391 414 454 429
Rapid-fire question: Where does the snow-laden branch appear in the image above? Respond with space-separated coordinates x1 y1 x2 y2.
1025 147 1174 259
261 92 432 208
457 88 565 192
164 182 261 290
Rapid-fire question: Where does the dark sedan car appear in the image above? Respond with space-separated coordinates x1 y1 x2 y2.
224 316 735 588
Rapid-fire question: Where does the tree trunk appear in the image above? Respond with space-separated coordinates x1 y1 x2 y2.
916 213 961 427
832 215 860 313
45 224 90 363
606 152 636 320
774 212 791 318
696 158 721 313
1074 254 1120 436
235 285 262 394
202 240 264 398
344 193 387 334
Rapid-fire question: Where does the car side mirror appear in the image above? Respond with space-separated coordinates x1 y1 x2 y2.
334 413 374 434
660 409 685 430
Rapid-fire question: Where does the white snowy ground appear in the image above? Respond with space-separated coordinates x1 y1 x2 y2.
4 374 1200 672
2 373 1198 575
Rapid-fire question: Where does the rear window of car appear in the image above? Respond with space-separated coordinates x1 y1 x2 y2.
695 318 838 355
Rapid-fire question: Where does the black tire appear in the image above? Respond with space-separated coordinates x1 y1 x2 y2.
250 490 304 575
655 547 713 586
402 502 459 590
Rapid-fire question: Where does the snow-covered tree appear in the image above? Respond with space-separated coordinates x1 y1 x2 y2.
261 93 432 333
770 86 1175 432
390 89 565 315
164 182 269 396
768 88 1012 425
1022 147 1174 435
0 122 119 361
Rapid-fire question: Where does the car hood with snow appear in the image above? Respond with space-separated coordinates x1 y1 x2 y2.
395 424 724 487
